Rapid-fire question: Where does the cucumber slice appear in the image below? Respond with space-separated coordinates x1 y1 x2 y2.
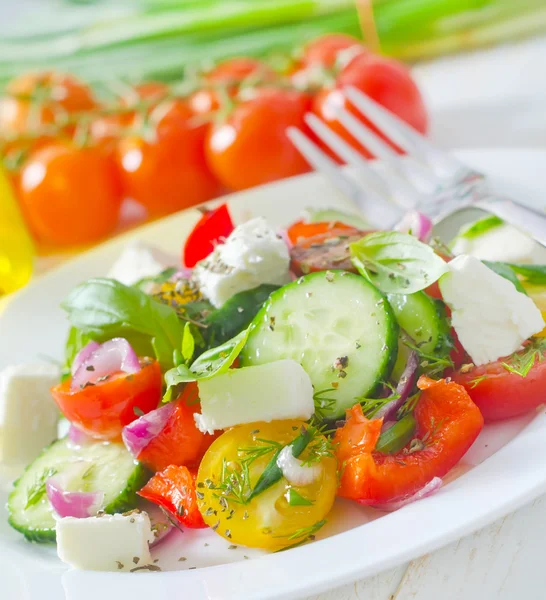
8 438 148 543
387 292 452 356
241 271 398 419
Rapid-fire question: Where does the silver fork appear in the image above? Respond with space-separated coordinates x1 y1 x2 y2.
287 85 546 247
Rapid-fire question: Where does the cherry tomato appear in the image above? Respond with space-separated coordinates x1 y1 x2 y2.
135 383 218 472
452 340 546 422
51 359 162 440
189 58 276 115
138 465 206 529
312 53 428 160
116 99 220 217
289 226 368 275
205 88 312 191
0 71 96 135
90 82 170 148
183 203 235 267
301 33 367 69
18 142 122 248
335 376 483 505
196 421 337 550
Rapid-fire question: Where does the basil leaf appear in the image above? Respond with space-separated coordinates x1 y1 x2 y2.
457 215 503 240
502 263 546 286
163 328 250 401
483 261 527 295
350 232 448 294
62 278 183 370
181 322 196 363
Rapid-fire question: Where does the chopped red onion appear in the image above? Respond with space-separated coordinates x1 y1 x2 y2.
122 402 176 459
277 229 292 250
371 477 442 512
46 468 104 518
71 338 141 391
375 351 419 422
71 341 100 376
396 211 433 242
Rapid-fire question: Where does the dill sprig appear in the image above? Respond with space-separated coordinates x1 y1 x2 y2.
312 388 338 423
275 519 328 551
25 467 57 510
403 338 453 378
501 337 546 378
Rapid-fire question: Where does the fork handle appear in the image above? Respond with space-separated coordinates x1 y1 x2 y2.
475 196 546 248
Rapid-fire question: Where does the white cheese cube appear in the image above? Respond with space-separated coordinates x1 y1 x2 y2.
56 512 154 572
192 217 290 307
439 255 545 366
0 363 60 465
195 359 314 433
107 241 177 286
452 222 546 264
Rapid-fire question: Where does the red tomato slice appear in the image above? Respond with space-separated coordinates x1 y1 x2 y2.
452 343 546 422
138 465 207 529
51 359 162 440
183 204 234 268
286 220 355 246
136 383 218 472
334 376 483 505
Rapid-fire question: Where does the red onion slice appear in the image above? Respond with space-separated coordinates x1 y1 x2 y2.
371 477 442 512
71 338 141 391
46 467 104 519
71 341 100 376
375 350 419 422
122 402 176 459
396 211 433 242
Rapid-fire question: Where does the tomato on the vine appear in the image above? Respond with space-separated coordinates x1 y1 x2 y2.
300 33 367 70
189 58 276 116
205 87 312 191
312 53 428 160
0 71 96 135
18 142 122 247
116 99 220 217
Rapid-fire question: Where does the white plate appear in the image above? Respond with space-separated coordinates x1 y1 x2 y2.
2 148 546 600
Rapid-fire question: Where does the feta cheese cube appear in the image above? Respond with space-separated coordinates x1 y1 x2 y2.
192 217 290 307
439 255 545 365
107 241 177 286
0 363 60 465
56 512 154 572
452 221 546 264
195 359 314 433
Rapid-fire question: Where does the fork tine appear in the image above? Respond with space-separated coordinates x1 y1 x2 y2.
331 105 435 202
344 86 466 176
286 127 401 227
303 113 391 196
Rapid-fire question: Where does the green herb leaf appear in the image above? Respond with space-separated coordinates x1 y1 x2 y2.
132 267 178 292
457 215 503 240
375 413 416 454
247 426 315 502
25 467 57 510
181 322 196 363
350 232 448 294
62 278 184 371
483 261 527 295
163 328 250 402
498 263 546 286
286 488 313 506
501 337 546 377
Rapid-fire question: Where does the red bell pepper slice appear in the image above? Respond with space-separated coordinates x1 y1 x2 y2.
183 203 234 267
334 376 484 505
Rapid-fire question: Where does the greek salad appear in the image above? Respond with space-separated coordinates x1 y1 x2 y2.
3 205 546 572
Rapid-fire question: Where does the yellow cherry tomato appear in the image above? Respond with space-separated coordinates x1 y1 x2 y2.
196 420 337 551
522 282 546 336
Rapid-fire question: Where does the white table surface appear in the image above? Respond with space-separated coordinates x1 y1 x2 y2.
308 34 546 600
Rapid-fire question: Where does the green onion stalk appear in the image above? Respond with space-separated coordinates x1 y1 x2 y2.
0 0 544 89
